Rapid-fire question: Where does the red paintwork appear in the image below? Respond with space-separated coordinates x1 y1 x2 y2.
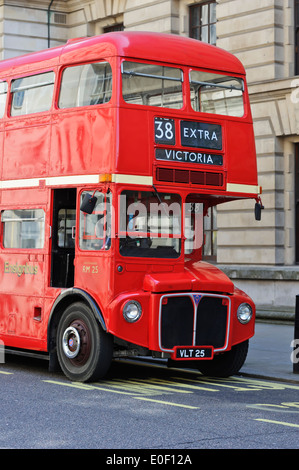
0 32 258 359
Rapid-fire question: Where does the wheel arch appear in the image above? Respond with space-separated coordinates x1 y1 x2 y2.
47 288 107 354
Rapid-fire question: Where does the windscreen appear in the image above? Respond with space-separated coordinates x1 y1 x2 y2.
119 190 181 258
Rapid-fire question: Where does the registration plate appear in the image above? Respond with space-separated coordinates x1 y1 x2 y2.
173 346 214 360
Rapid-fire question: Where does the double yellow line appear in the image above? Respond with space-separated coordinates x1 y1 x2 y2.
44 379 200 410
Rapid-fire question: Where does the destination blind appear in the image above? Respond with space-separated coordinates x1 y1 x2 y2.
154 117 223 166
155 148 223 166
180 121 222 150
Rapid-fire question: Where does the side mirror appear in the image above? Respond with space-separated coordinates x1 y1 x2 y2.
80 193 97 214
255 202 264 221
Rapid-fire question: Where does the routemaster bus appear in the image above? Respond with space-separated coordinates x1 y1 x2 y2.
0 32 262 382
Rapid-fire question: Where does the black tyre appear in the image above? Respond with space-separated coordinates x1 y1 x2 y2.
197 340 249 378
56 302 113 382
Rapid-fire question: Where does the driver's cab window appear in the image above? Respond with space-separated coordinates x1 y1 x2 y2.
79 190 111 251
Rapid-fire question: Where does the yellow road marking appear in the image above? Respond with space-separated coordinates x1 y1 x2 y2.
200 379 258 391
0 371 13 375
44 380 95 390
248 403 291 411
177 376 251 391
133 396 199 409
99 379 167 396
282 402 299 408
255 419 299 429
230 376 299 391
169 377 218 392
44 379 199 409
44 380 134 395
120 378 193 394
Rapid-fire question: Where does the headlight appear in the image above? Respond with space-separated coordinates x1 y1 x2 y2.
123 300 142 323
237 303 253 324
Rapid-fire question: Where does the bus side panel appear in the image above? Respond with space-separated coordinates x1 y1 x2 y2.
50 108 116 176
0 257 46 350
0 294 44 340
74 254 114 318
3 116 51 180
117 108 151 176
225 121 258 186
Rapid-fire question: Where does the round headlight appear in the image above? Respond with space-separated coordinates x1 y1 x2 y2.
123 300 142 323
237 303 253 324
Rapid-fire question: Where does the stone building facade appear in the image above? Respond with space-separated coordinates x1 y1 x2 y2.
0 0 298 319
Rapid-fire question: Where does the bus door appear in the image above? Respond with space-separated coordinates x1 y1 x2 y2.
75 189 112 294
50 188 76 288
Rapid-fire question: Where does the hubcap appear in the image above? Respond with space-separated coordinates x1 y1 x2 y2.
62 326 81 359
61 319 92 366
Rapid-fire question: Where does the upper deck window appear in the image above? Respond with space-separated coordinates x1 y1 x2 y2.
122 61 183 109
190 70 244 117
11 72 54 116
58 62 112 109
0 81 7 118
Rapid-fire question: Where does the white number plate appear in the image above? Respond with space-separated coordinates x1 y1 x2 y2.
173 346 214 360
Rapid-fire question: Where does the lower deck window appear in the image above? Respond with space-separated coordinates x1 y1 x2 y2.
2 209 45 249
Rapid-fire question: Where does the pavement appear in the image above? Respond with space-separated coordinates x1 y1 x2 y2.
240 320 299 383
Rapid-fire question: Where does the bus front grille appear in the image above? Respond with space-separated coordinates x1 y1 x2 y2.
160 294 229 351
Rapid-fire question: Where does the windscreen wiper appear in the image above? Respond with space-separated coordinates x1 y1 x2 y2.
152 185 169 218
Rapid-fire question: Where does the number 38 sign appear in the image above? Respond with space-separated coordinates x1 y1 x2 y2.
154 117 175 145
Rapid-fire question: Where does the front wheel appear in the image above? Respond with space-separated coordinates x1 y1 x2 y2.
56 302 113 382
197 340 249 378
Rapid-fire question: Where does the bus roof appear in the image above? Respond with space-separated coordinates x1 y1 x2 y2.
0 32 245 77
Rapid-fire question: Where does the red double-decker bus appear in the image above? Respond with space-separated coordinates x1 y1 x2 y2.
0 32 262 382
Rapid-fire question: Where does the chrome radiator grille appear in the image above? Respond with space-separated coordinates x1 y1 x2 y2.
159 293 230 352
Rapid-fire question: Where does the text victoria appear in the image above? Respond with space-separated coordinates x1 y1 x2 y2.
156 148 223 166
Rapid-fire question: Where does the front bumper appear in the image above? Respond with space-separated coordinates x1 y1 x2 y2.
107 288 255 358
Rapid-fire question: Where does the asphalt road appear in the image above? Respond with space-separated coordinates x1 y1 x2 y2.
0 353 299 453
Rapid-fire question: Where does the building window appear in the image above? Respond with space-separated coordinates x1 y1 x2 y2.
189 1 216 45
104 24 124 33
